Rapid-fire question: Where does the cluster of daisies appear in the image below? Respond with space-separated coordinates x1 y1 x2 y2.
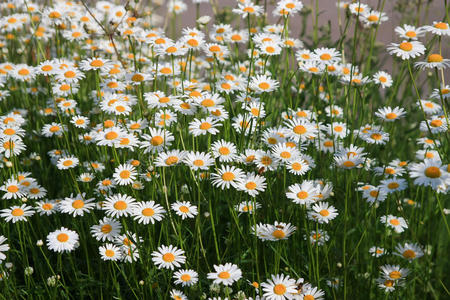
0 0 448 298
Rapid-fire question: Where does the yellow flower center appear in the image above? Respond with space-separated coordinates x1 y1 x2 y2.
57 233 69 242
162 253 175 262
222 172 235 181
114 201 127 210
427 54 443 63
142 208 155 216
425 166 441 178
399 42 413 51
72 199 84 209
273 284 287 295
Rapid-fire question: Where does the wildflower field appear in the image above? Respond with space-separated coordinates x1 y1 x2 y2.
0 0 449 299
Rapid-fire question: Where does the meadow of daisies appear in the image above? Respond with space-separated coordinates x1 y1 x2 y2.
0 0 449 299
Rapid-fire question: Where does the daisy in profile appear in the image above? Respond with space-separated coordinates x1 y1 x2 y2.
387 40 425 60
375 106 406 122
265 222 297 241
233 1 263 18
0 204 34 223
103 193 138 217
301 286 325 300
211 140 238 162
183 151 214 171
154 150 186 167
171 201 198 219
380 265 409 281
369 246 386 257
59 193 95 217
380 215 408 233
79 57 113 72
169 290 187 300
372 71 393 88
308 230 330 246
308 202 338 224
423 21 450 36
261 273 297 300
131 201 166 225
151 245 186 270
380 178 407 193
236 201 261 214
314 47 341 65
286 181 320 205
211 165 245 189
394 242 424 260
420 116 448 133
376 277 402 293
189 117 222 136
0 236 9 262
409 159 448 189
430 85 450 99
90 217 122 242
207 263 242 286
250 75 279 93
415 53 450 70
173 269 199 287
47 227 79 253
237 173 267 197
99 243 123 261
113 163 137 185
394 24 425 40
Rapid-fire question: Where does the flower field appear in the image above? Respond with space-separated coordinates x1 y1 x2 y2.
0 0 449 299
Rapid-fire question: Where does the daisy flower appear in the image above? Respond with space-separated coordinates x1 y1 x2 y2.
211 140 238 162
169 290 187 300
90 217 122 242
271 143 301 163
263 222 297 241
286 181 320 205
236 201 261 214
1 178 26 199
173 269 199 287
46 227 79 253
249 75 279 93
286 158 310 175
261 273 297 300
211 165 245 190
79 57 113 72
232 1 263 18
140 128 175 154
113 163 137 185
375 106 406 121
415 53 450 70
376 277 402 293
59 193 96 217
284 119 318 142
0 236 9 262
189 117 222 136
99 243 123 261
154 150 186 167
314 47 341 65
207 263 242 286
171 201 198 219
237 173 267 197
372 71 393 88
0 204 34 223
394 242 424 260
103 193 138 217
301 286 325 300
35 200 58 216
183 151 214 171
11 64 36 81
151 245 186 270
387 40 425 60
380 178 408 193
55 67 85 83
409 159 448 189
380 215 408 233
394 24 425 40
131 201 166 224
308 202 338 224
369 246 386 257
362 187 388 204
380 265 410 281
423 21 450 36
308 229 330 246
